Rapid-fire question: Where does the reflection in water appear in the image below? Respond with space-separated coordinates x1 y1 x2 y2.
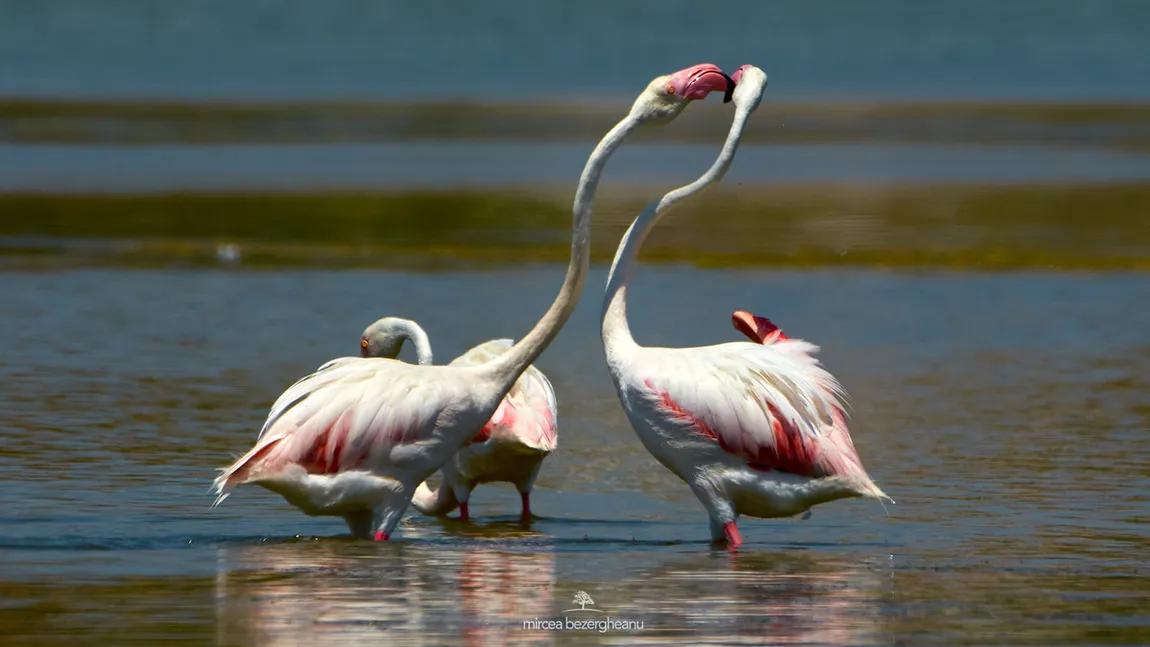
619 551 888 645
213 538 888 646
214 538 556 646
458 547 555 645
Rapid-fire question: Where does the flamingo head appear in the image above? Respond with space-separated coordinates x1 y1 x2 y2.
360 317 410 359
630 63 735 124
729 64 768 113
732 310 789 345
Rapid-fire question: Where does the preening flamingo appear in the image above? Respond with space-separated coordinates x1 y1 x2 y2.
600 65 889 548
211 63 735 540
358 317 558 522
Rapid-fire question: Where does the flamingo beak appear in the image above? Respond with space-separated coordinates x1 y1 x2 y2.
673 63 737 103
720 72 736 103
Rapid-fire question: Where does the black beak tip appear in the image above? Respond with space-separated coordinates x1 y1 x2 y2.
722 73 736 104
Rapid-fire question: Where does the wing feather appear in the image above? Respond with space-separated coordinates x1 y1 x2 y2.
213 358 458 504
637 339 851 478
257 356 367 439
450 339 558 450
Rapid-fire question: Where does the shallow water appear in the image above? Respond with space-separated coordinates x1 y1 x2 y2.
2 266 1147 645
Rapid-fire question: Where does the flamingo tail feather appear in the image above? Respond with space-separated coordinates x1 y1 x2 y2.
211 437 285 507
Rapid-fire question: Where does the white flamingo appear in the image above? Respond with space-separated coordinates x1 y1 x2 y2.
358 317 558 522
600 65 889 548
211 63 736 540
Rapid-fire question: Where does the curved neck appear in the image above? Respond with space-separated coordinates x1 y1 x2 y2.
401 321 434 366
482 115 642 385
602 106 753 357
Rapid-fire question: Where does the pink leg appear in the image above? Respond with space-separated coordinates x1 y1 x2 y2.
459 502 470 522
373 531 389 541
722 522 743 549
520 492 532 523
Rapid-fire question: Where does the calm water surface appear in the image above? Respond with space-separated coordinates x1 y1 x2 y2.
1 266 1147 645
2 0 1149 101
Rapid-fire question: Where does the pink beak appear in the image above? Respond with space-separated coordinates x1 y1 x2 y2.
732 310 789 345
670 63 736 102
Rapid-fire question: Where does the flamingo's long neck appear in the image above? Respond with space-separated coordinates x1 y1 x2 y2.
602 106 754 361
403 322 434 366
483 116 641 387
600 204 654 357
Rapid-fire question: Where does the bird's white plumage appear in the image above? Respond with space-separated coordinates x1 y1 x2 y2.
211 357 499 538
450 339 558 451
600 65 886 545
255 356 365 441
618 337 865 480
353 322 560 520
608 324 886 541
412 338 559 519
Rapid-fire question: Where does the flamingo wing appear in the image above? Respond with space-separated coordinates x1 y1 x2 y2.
450 339 558 450
494 360 558 451
256 356 363 440
214 358 462 504
448 339 516 368
635 336 861 478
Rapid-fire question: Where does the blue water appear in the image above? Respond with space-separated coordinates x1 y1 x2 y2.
2 0 1149 101
1 267 1147 644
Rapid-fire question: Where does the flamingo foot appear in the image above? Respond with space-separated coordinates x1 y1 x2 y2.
520 492 532 523
722 522 743 549
459 502 470 522
373 531 389 541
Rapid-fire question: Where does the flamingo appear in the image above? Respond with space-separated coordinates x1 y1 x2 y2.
358 317 558 522
211 63 736 540
600 65 890 548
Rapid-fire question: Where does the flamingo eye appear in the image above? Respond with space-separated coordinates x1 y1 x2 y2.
665 83 676 95
360 338 369 348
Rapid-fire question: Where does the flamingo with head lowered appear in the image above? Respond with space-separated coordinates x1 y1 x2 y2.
211 63 736 541
601 65 890 548
359 317 557 523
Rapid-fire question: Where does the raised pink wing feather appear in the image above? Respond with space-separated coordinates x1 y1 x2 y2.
636 325 865 479
450 339 558 451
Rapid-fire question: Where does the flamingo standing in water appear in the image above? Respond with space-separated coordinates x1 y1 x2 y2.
211 63 736 540
600 65 889 548
358 317 557 522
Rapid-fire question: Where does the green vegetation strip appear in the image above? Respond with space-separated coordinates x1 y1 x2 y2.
3 98 1150 150
1 182 1148 271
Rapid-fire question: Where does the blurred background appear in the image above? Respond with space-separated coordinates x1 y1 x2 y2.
2 0 1149 267
2 2 1149 646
